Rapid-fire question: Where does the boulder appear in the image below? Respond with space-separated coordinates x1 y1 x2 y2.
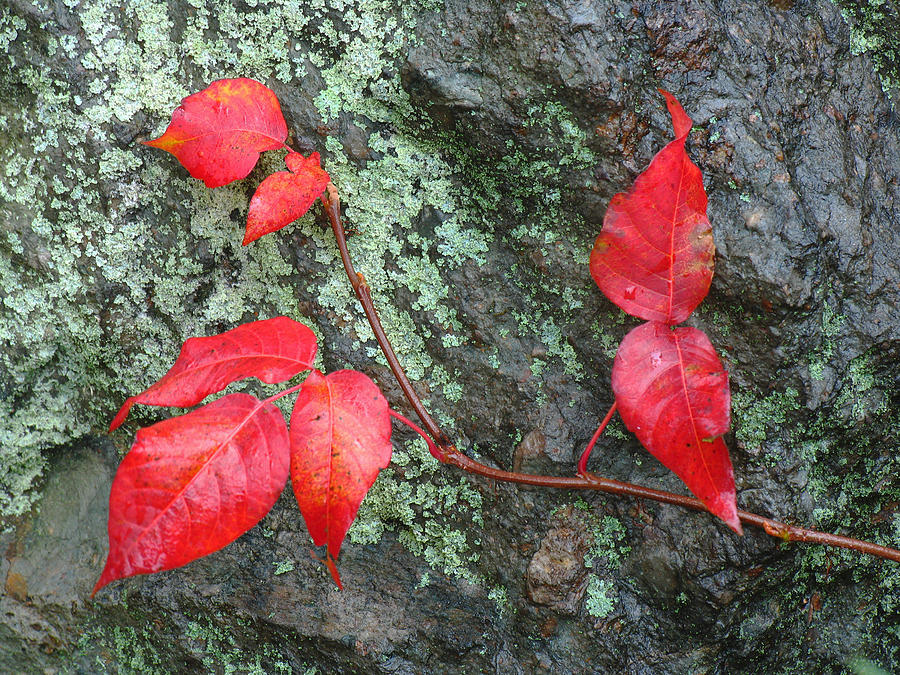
2 0 898 671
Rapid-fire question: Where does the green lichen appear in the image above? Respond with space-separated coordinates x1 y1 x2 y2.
807 301 844 381
72 609 303 674
307 128 487 386
584 576 616 619
0 0 487 519
185 617 295 675
405 89 600 384
591 309 627 359
754 343 900 668
273 559 295 576
569 498 629 619
104 626 165 674
349 438 484 583
70 622 166 674
732 386 801 452
487 585 511 616
836 0 900 96
835 352 888 421
848 658 892 675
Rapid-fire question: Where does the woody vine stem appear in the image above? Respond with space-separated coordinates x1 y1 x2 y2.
320 183 900 564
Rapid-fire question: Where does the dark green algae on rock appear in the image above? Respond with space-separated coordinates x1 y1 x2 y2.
2 0 900 672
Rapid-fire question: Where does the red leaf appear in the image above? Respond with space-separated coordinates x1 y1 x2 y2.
144 78 287 188
289 370 392 586
94 393 290 594
244 152 331 245
611 321 740 532
590 90 713 324
111 317 316 431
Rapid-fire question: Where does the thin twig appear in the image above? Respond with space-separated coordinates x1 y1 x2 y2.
577 402 617 475
320 184 900 564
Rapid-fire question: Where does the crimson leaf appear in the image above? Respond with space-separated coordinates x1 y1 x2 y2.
289 370 392 588
94 393 290 594
111 316 316 430
590 90 714 324
611 321 739 532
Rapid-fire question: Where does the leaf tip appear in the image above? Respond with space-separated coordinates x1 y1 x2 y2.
712 498 742 535
141 134 175 152
109 398 135 431
657 89 692 139
725 514 743 536
242 221 267 246
326 555 344 590
91 563 116 598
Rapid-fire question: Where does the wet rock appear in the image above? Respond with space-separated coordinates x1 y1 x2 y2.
623 526 683 604
2 0 900 672
513 428 547 473
526 508 590 613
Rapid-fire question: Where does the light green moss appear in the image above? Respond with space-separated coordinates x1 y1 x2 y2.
835 353 888 420
72 610 303 674
71 623 166 674
808 301 844 381
349 438 484 583
0 0 468 517
732 386 801 452
837 0 900 95
406 90 601 384
765 337 900 666
306 126 487 386
584 576 616 619
273 559 295 576
487 585 511 616
185 617 295 675
848 657 892 675
568 498 629 618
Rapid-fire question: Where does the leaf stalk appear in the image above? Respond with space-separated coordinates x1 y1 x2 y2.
321 185 900 565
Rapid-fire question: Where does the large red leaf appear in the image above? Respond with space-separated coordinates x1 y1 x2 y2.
611 321 739 532
590 90 714 324
289 370 392 587
111 317 317 431
94 393 290 594
243 152 330 245
144 78 287 188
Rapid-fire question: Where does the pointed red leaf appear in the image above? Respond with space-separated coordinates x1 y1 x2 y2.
111 317 317 431
244 152 331 245
144 78 288 188
611 321 740 532
94 393 290 594
289 370 392 585
590 90 714 324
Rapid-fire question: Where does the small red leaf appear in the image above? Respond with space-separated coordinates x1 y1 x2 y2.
94 393 289 594
590 90 713 324
244 152 330 245
289 370 392 583
111 317 316 431
611 321 740 532
144 78 288 188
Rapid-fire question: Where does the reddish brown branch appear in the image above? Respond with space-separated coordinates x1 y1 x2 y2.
320 184 900 564
578 402 617 475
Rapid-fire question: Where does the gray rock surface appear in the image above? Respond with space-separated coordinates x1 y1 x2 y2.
2 0 899 672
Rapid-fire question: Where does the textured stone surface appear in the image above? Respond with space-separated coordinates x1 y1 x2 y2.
526 506 590 613
2 0 899 672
